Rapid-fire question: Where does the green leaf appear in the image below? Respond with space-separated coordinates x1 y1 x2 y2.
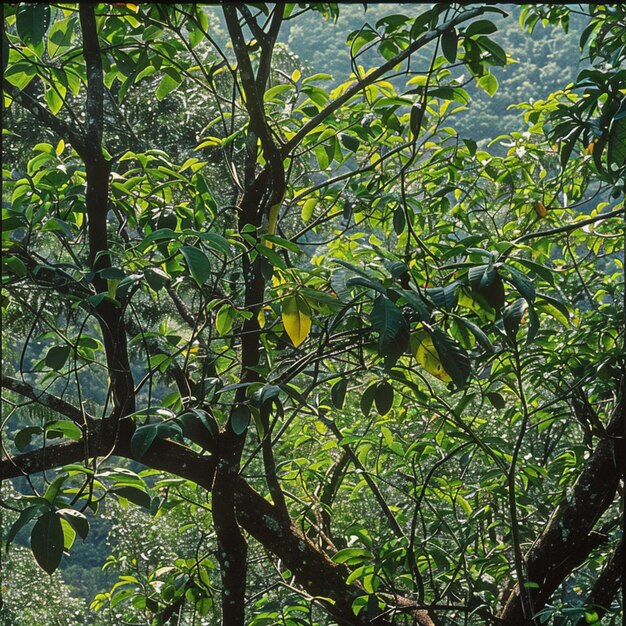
16 3 51 47
190 231 232 255
15 426 42 452
57 509 89 540
131 424 158 460
231 405 250 435
4 255 28 277
503 264 535 302
503 298 528 340
255 384 281 408
535 294 570 327
178 408 217 449
144 267 170 291
6 506 41 551
45 345 71 370
332 547 372 564
360 383 377 417
468 264 496 290
60 518 76 550
425 283 458 310
607 109 626 170
111 486 151 509
455 318 493 353
441 27 458 63
3 60 37 91
486 392 506 409
393 206 406 235
180 245 210 287
2 28 8 76
431 330 471 388
155 69 182 101
331 378 348 410
369 296 409 361
43 473 69 504
464 19 497 37
157 420 183 439
478 73 498 96
374 381 394 415
392 288 431 323
215 304 235 336
31 511 64 575
47 17 75 59
44 420 82 441
282 295 312 347
341 133 360 152
477 36 507 66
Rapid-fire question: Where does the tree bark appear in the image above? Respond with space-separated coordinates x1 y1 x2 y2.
499 404 624 625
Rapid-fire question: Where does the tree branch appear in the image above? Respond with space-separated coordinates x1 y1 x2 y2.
575 538 623 625
1 375 94 429
514 208 625 245
499 402 624 624
0 422 437 625
77 5 135 427
2 80 88 159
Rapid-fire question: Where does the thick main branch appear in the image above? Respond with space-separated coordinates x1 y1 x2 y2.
499 403 624 624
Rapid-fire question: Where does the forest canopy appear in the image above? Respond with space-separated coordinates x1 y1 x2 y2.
1 3 624 626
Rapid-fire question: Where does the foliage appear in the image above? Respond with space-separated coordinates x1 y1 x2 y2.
1 3 623 626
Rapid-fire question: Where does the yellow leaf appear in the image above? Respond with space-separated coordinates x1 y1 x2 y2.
282 295 311 347
267 202 281 239
107 279 120 300
410 330 451 382
55 139 65 155
301 197 316 223
195 137 222 150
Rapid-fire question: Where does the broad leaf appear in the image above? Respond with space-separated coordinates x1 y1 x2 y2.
111 486 151 509
369 296 409 362
131 424 158 460
6 506 41 551
156 70 182 101
57 509 89 540
44 420 82 441
231 405 250 435
215 304 235 336
360 382 378 417
503 298 528 340
180 245 210 287
45 345 70 370
412 329 470 387
374 381 394 415
16 3 50 46
430 330 471 388
178 411 216 450
31 511 64 575
301 198 316 223
282 295 312 347
331 378 348 410
442 27 458 63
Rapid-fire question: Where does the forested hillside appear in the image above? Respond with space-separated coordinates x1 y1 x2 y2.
280 3 586 142
1 3 623 626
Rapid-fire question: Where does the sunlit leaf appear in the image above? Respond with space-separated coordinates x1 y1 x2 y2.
282 295 312 347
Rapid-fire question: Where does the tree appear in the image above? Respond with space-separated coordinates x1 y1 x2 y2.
2 4 623 626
